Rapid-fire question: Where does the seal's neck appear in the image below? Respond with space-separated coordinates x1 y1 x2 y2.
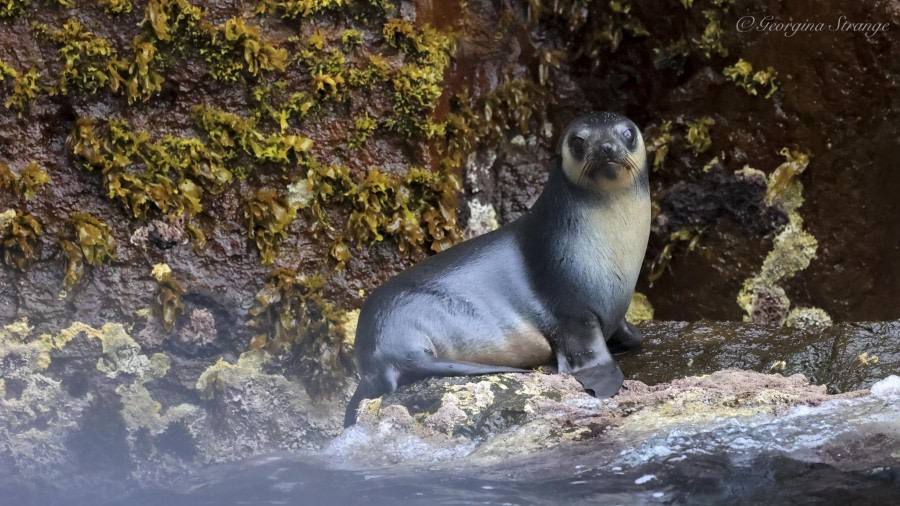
526 156 648 229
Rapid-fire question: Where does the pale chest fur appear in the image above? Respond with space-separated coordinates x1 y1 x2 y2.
566 192 651 328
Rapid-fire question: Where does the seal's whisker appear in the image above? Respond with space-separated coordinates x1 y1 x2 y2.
577 157 590 184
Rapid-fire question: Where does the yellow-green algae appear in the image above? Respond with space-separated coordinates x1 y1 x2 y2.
57 3 466 273
18 162 50 199
1 209 42 270
0 59 42 114
98 0 132 14
297 162 463 257
0 0 29 19
645 120 673 171
248 268 350 395
196 349 268 400
525 0 649 67
59 212 118 292
626 292 654 323
0 160 50 199
151 263 185 332
244 188 298 265
67 118 233 222
723 58 779 99
34 18 165 103
694 9 727 58
381 18 454 137
685 117 715 154
737 149 830 325
3 0 558 402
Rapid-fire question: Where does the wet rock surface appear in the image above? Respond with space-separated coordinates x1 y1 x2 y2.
102 374 899 506
2 318 897 504
620 320 900 393
335 370 870 466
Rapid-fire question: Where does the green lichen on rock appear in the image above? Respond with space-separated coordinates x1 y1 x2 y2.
765 148 811 209
723 58 779 98
785 307 833 331
0 319 95 478
196 349 267 400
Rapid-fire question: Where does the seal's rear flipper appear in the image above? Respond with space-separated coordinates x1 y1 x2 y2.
572 360 625 398
408 360 530 379
344 378 380 428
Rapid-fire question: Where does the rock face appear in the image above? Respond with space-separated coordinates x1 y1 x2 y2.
0 0 898 400
0 320 347 502
1 0 899 502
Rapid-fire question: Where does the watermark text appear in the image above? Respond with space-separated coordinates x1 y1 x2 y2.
736 15 890 38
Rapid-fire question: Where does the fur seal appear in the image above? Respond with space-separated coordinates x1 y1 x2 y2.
345 112 650 427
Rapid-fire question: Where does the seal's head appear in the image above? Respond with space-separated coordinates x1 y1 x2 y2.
559 112 647 194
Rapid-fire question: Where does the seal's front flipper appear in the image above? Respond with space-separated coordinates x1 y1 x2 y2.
607 320 644 355
556 317 626 398
572 359 625 398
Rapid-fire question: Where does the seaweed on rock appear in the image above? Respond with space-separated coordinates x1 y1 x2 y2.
249 268 350 396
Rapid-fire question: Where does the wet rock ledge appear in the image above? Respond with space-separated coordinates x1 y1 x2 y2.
1 319 897 503
334 370 892 466
142 371 899 505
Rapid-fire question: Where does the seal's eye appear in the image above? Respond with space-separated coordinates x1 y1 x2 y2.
569 136 586 159
622 128 635 145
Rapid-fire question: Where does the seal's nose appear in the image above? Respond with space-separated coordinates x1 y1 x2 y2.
601 143 614 155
